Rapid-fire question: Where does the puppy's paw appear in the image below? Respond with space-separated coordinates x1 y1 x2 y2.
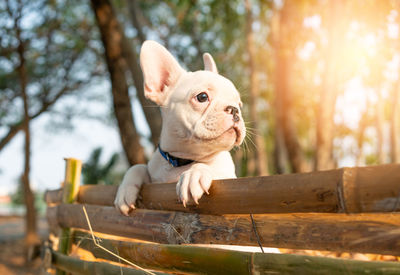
114 182 141 216
114 164 149 216
176 164 213 207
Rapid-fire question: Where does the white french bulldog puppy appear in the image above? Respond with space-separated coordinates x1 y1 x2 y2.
114 40 246 215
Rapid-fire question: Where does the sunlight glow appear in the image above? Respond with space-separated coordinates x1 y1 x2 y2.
298 7 400 166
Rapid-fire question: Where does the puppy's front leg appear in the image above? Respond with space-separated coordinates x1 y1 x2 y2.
176 163 213 207
114 164 150 216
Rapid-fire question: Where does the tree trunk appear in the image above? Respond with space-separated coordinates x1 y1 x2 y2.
120 36 162 146
119 0 162 146
376 90 385 164
273 1 307 173
16 31 39 254
390 84 399 163
232 148 245 177
355 111 367 166
273 125 287 174
126 0 146 43
315 0 341 171
91 0 145 165
271 11 287 175
245 0 269 176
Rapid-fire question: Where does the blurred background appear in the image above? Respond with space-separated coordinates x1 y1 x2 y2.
0 0 400 268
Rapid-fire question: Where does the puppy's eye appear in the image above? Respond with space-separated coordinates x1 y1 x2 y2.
196 92 209 103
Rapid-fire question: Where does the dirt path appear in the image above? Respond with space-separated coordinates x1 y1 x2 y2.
0 216 48 275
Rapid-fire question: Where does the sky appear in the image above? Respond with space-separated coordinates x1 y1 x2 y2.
0 81 153 196
0 112 122 196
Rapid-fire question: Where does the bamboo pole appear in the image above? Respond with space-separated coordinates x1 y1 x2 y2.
45 164 400 214
56 158 82 275
50 203 400 256
72 231 250 275
51 250 166 275
70 230 400 275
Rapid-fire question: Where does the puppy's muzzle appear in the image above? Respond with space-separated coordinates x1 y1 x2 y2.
225 105 240 122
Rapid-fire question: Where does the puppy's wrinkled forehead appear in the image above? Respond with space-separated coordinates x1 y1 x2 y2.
171 71 241 103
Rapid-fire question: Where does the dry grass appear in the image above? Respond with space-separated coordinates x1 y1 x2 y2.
0 238 43 275
0 216 48 275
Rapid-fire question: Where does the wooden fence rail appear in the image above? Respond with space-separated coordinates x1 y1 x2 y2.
47 203 400 256
67 230 400 275
49 249 167 275
45 164 400 214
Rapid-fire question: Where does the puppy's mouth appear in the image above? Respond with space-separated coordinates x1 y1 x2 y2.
190 113 245 147
196 124 242 145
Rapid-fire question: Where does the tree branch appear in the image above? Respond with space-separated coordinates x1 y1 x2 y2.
0 79 92 152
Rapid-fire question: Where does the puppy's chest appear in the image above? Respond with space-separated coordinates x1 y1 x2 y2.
147 155 193 183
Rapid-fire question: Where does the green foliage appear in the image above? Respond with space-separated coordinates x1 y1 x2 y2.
0 0 105 134
82 147 121 185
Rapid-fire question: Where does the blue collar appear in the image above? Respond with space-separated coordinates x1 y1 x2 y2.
158 145 194 167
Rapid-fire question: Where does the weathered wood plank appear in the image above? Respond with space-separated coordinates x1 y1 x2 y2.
44 189 62 206
71 230 400 275
45 164 400 214
50 203 400 256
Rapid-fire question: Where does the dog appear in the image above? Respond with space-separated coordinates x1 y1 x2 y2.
114 40 246 215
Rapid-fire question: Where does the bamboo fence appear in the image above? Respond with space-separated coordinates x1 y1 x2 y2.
43 162 400 274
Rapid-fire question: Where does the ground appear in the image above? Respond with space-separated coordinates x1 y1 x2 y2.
0 216 48 275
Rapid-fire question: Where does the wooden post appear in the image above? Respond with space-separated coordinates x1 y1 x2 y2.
56 158 82 275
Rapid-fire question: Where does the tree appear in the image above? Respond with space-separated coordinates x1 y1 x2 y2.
314 0 343 171
0 0 104 152
389 5 400 164
245 0 269 176
121 0 162 146
272 0 308 173
0 0 104 258
390 82 399 163
375 90 385 164
90 0 146 165
16 5 38 249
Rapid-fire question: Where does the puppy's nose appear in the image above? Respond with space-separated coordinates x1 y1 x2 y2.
225 105 240 122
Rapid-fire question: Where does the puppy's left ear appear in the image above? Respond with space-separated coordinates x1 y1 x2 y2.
140 40 185 105
203 53 218 74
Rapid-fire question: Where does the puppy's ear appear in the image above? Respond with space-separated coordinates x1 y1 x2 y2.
140 40 185 105
203 53 218 74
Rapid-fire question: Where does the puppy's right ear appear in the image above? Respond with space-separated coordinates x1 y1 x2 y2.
203 53 218 74
140 40 185 105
